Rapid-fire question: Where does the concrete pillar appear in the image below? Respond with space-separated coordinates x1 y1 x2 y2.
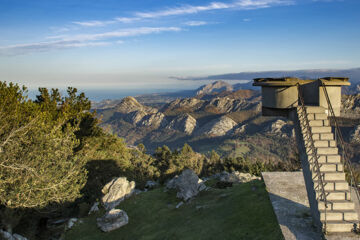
319 86 342 117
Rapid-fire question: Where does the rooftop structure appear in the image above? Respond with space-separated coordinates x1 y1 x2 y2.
253 77 350 117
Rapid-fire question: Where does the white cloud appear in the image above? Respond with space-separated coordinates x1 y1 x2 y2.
72 20 116 27
0 40 111 56
72 0 294 27
50 27 182 42
0 27 181 56
184 21 208 26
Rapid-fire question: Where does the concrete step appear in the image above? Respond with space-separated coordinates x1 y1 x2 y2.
318 155 341 163
306 147 338 155
307 113 328 120
317 163 344 172
305 106 326 113
315 180 349 191
320 210 359 221
326 221 356 233
308 119 329 127
310 126 332 133
318 200 355 211
316 190 351 201
312 140 336 148
312 133 334 141
311 171 346 182
316 147 338 155
323 172 346 181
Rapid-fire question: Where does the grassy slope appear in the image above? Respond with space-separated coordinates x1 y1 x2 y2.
66 180 283 240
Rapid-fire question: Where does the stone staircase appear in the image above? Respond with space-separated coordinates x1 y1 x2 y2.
296 106 359 233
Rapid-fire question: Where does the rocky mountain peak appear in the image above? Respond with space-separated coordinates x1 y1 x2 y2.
196 81 233 96
115 96 158 114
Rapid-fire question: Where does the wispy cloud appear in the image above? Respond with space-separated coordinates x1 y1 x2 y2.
0 40 111 56
73 0 294 27
72 20 117 27
50 27 182 42
0 27 181 56
184 21 208 26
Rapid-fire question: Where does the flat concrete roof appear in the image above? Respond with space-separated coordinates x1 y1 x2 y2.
253 77 350 87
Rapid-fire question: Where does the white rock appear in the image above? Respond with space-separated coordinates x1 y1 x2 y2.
175 201 184 209
97 209 129 232
0 230 15 240
166 169 206 201
0 231 28 240
67 218 78 230
101 177 135 210
88 202 99 215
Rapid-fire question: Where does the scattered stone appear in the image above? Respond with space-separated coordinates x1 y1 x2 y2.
0 230 14 240
198 179 207 191
133 189 142 195
101 177 135 210
67 218 78 230
145 180 158 189
12 234 28 240
166 169 206 201
97 209 129 232
0 230 28 240
88 202 99 215
175 201 184 209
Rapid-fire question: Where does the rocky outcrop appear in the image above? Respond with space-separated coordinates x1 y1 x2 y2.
97 209 129 232
342 94 360 114
219 171 260 183
350 125 360 143
115 96 158 114
166 169 206 201
233 124 248 135
265 119 294 137
196 80 233 96
125 110 147 125
196 116 237 137
206 97 253 113
166 113 197 134
101 177 135 210
138 112 167 128
162 98 204 113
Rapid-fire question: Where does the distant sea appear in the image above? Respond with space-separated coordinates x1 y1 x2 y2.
27 88 183 102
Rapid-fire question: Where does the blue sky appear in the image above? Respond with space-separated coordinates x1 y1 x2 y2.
0 0 359 90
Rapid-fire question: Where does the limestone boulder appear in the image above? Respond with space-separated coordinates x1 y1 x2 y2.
166 169 206 201
97 209 129 232
101 177 135 210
